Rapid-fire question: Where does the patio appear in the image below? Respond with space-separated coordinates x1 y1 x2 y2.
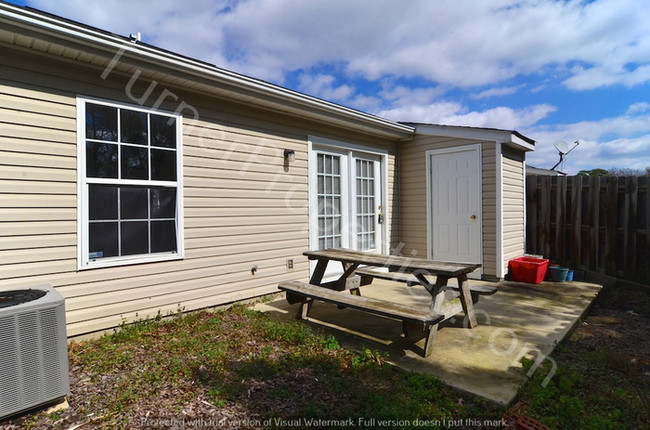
255 277 602 405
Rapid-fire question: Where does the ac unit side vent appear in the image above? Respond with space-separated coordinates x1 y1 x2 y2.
0 285 69 419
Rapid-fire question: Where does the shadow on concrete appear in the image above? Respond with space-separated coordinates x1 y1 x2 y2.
255 278 601 405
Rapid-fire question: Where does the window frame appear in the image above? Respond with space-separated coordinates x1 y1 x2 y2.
77 97 184 270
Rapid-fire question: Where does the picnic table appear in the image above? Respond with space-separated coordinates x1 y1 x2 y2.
278 249 491 357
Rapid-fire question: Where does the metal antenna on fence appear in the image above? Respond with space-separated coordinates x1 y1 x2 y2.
551 140 580 171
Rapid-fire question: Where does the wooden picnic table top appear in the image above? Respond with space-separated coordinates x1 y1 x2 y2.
303 249 481 278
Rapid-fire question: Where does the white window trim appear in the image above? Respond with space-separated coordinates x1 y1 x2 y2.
76 96 184 270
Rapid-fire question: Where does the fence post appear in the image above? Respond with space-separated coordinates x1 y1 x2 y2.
526 175 538 254
569 176 582 270
541 176 552 258
555 176 567 264
605 176 618 277
587 176 600 271
639 176 650 284
624 177 638 282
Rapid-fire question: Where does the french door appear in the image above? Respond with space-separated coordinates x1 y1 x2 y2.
309 144 384 277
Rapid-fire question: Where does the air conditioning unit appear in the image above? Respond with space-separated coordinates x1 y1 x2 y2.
0 285 70 419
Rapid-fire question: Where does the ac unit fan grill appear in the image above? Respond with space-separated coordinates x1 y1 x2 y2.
0 290 47 309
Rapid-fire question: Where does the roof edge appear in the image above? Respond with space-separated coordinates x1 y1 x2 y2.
403 122 536 151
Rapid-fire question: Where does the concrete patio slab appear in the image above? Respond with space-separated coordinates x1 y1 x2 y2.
254 278 602 405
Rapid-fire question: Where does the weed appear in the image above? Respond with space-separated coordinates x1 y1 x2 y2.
323 335 341 351
10 291 648 430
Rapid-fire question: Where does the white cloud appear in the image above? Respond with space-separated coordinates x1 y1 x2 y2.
378 100 556 130
377 101 467 124
27 0 650 89
296 74 354 102
627 102 650 115
525 110 650 174
472 85 524 100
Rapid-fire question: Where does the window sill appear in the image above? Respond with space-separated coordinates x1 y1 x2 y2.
78 252 183 271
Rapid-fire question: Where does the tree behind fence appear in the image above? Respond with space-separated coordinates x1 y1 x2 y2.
526 175 649 285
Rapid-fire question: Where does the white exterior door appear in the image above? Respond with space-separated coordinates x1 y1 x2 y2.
428 146 482 272
309 141 385 278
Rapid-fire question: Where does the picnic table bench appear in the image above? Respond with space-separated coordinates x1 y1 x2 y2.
278 249 486 357
278 280 445 356
353 267 497 304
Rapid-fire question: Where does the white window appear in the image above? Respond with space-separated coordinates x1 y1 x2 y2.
78 98 183 269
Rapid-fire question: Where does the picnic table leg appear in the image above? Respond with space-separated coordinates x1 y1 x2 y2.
343 262 362 295
423 324 437 358
457 274 478 328
286 258 329 305
297 298 313 320
409 273 449 355
309 258 329 284
287 259 326 305
400 321 437 358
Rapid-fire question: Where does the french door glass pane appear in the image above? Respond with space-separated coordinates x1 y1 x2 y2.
317 153 341 250
356 159 376 250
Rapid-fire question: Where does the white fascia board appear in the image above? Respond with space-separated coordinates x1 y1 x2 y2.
0 3 414 140
508 134 536 152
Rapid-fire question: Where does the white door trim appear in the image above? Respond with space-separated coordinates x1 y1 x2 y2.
425 144 483 277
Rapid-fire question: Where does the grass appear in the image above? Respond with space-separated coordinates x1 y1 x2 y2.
6 287 649 429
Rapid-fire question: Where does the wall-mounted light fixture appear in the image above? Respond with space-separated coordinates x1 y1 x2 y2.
284 149 296 162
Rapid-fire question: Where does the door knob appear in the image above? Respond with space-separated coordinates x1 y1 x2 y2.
470 215 476 220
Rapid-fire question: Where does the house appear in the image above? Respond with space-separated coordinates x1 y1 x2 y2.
400 124 534 281
0 3 535 337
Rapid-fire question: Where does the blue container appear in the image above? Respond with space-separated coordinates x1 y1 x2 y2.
566 270 574 281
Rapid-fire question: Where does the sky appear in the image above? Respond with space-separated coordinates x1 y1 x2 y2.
7 0 650 174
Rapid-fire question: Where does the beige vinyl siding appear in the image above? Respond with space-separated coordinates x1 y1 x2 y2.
0 46 398 336
501 148 526 271
481 143 498 277
400 135 498 278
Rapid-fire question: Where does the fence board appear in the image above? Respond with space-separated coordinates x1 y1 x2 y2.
526 175 649 285
588 176 599 271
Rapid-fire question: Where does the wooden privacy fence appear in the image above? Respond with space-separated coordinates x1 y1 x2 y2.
526 175 650 285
